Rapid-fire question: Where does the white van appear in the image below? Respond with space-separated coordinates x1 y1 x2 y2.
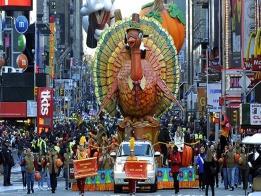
111 140 160 193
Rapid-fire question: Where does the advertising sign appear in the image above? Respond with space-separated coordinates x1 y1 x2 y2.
197 87 206 116
231 0 242 68
207 83 221 112
0 0 33 11
243 0 256 62
27 100 37 117
124 160 147 180
49 16 55 78
15 15 29 34
250 104 261 125
73 158 98 179
37 87 54 134
0 0 32 11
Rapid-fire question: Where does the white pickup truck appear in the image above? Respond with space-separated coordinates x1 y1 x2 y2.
111 140 160 193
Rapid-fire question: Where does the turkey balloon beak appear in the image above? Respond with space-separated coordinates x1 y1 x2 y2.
127 37 136 48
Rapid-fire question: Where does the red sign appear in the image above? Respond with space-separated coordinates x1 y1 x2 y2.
0 102 26 118
124 161 147 180
73 158 98 179
37 87 53 134
0 0 32 10
244 56 261 71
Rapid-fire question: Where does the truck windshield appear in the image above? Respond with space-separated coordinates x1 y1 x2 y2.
118 143 152 157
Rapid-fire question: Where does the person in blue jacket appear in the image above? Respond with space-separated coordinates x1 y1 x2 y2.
196 146 206 191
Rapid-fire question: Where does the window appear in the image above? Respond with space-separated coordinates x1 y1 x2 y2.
118 143 152 157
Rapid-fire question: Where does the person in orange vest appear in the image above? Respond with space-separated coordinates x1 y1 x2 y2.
126 137 137 196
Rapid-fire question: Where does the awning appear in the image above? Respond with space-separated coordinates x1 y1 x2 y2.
0 102 27 118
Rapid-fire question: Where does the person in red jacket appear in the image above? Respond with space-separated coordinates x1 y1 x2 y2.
168 145 181 194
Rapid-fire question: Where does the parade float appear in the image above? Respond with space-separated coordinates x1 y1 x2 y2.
71 0 197 192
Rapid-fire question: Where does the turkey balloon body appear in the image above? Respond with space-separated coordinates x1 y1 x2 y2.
93 14 182 135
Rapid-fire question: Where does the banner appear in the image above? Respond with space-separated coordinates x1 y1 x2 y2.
243 0 256 61
124 161 147 180
231 0 242 68
0 0 32 10
250 104 261 125
37 87 54 134
197 87 206 116
157 167 195 182
73 157 98 179
207 83 221 112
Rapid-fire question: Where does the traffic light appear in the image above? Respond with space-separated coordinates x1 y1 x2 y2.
232 110 238 125
34 87 38 96
60 88 64 96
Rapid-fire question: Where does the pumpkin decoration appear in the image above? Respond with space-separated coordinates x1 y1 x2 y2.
140 0 185 53
34 171 41 181
181 145 192 167
56 158 63 168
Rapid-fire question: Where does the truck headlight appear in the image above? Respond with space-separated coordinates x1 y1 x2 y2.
147 163 154 171
115 162 123 171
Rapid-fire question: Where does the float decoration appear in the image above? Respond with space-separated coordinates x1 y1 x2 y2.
140 0 185 53
93 13 182 143
81 0 117 48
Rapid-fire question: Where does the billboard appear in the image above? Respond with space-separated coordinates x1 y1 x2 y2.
207 83 221 112
0 0 32 11
37 87 54 134
0 102 27 118
250 104 261 125
197 87 206 117
231 0 242 68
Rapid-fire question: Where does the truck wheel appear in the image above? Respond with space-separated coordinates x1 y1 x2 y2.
150 179 157 192
114 184 122 193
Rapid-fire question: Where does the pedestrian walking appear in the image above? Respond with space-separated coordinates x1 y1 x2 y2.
2 140 14 186
204 146 216 196
168 144 181 194
47 149 60 193
19 149 27 189
63 147 71 190
239 147 249 190
196 146 206 191
25 148 35 194
226 143 236 191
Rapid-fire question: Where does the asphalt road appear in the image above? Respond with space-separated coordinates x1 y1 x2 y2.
0 161 249 196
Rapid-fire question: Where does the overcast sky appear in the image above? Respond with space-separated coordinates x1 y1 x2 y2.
114 0 152 18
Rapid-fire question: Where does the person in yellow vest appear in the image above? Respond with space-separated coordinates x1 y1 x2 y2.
39 138 47 155
126 137 137 196
76 141 88 196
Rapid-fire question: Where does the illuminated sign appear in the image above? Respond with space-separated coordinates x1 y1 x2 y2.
0 0 32 11
15 16 29 34
37 87 53 135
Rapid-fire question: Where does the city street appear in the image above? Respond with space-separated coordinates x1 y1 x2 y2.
0 0 260 196
0 166 248 196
